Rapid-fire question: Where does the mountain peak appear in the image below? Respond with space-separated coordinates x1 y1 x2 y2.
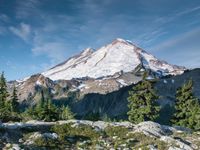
112 38 132 44
112 38 133 45
81 48 94 55
42 38 186 81
115 38 127 42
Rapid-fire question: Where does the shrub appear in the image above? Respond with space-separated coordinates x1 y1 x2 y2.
104 126 128 138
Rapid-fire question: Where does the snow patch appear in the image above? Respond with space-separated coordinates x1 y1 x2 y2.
171 79 175 84
36 80 42 86
146 76 155 80
16 76 31 83
163 80 168 84
117 79 127 86
78 84 86 89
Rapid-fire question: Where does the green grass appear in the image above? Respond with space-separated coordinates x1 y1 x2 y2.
22 123 170 149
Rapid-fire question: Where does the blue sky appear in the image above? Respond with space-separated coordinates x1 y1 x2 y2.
0 0 200 80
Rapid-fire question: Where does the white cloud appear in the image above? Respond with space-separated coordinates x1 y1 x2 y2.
146 27 200 68
149 27 200 52
12 0 200 71
9 23 31 41
31 42 68 64
176 6 200 16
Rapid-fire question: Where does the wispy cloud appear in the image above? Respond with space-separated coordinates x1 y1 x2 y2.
149 27 200 52
31 42 68 64
9 23 31 42
15 0 41 18
3 0 200 79
146 27 200 68
176 6 200 16
29 16 79 64
0 14 10 35
0 26 6 35
0 14 10 22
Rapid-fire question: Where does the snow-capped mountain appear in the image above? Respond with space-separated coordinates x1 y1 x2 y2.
42 38 185 81
7 38 192 118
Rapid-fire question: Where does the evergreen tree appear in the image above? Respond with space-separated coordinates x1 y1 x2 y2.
36 90 45 110
27 89 59 121
44 98 59 121
34 90 46 119
10 85 19 112
40 90 45 108
0 72 9 107
0 72 10 121
23 106 36 120
59 105 75 120
171 80 200 130
127 79 160 124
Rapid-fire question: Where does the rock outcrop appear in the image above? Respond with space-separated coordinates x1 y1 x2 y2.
0 120 199 150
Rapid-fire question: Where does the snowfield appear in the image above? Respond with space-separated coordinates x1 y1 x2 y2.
42 38 185 81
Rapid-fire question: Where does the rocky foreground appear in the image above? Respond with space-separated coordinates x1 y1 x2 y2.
0 120 199 150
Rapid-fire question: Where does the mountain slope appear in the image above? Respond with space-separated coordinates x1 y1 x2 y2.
7 38 190 119
42 38 185 81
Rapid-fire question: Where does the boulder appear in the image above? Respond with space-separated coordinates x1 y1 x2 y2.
134 121 174 137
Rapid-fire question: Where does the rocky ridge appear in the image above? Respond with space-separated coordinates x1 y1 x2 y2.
8 38 186 105
0 120 199 150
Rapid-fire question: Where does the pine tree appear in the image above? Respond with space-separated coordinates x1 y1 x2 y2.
127 79 160 124
171 80 200 130
45 98 59 121
59 105 75 120
40 90 45 108
0 72 21 122
30 90 59 121
35 90 44 108
0 72 10 121
34 90 46 119
0 72 9 107
10 85 19 112
193 107 200 130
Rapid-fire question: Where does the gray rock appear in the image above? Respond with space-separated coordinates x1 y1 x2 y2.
0 120 198 150
11 144 21 150
168 147 185 150
160 136 193 150
134 121 174 137
43 133 58 140
148 145 158 150
93 121 109 129
24 132 58 145
173 126 192 134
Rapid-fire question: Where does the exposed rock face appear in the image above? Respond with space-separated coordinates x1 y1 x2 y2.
134 122 194 150
8 71 142 103
155 68 200 103
6 39 195 122
6 69 200 121
0 120 198 150
8 38 186 99
134 121 175 137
